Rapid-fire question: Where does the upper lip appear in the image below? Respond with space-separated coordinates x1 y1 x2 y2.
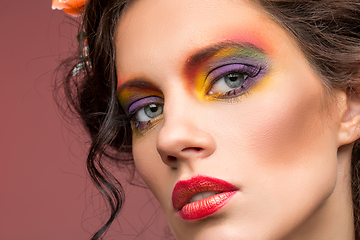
172 175 238 211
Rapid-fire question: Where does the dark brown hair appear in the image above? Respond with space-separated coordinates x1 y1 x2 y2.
55 0 360 239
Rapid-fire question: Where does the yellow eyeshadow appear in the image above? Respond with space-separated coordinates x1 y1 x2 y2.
248 74 272 93
118 88 133 104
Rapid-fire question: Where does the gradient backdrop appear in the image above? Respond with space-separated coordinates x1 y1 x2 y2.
1 1 167 239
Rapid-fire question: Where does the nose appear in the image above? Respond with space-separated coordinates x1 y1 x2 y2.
156 99 216 168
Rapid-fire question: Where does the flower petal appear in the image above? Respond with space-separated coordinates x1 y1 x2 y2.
52 0 71 10
52 0 86 16
67 0 87 9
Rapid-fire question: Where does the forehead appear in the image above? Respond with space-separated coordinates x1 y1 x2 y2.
115 0 291 79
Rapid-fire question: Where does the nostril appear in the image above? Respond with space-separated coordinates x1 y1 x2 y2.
182 147 202 152
168 155 177 161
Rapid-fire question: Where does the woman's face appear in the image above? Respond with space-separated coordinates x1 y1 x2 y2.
115 0 348 239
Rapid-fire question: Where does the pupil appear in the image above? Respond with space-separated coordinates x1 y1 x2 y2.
149 104 158 112
228 75 239 81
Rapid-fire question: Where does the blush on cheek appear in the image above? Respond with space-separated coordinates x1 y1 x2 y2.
217 61 337 182
248 82 329 167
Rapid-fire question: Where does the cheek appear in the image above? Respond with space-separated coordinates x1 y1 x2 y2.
210 71 340 236
132 138 160 188
216 78 338 182
234 70 335 177
132 133 172 206
239 81 338 193
245 88 332 167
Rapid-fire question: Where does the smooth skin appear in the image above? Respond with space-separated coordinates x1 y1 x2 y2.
115 0 360 239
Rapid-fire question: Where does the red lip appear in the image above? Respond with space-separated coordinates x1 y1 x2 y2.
172 175 238 220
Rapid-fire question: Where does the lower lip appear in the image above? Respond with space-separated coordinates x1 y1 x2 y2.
178 191 237 220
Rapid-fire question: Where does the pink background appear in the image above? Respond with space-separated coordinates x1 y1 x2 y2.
1 1 167 239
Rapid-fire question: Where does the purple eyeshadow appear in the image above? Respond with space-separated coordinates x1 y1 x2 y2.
209 63 261 77
128 96 163 113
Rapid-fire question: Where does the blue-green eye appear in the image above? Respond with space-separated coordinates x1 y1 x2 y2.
135 103 164 121
208 72 248 95
127 96 164 134
224 73 247 88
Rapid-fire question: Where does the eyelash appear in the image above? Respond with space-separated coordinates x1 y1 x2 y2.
205 63 263 100
127 63 265 134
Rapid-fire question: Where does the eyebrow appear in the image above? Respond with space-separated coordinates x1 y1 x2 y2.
117 78 159 93
184 41 266 78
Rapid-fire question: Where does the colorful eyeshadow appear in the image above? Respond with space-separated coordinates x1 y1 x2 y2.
117 42 269 135
189 45 268 100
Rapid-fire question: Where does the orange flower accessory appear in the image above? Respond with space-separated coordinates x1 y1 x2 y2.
52 0 87 16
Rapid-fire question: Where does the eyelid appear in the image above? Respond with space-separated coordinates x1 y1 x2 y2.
128 96 164 113
206 63 262 82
